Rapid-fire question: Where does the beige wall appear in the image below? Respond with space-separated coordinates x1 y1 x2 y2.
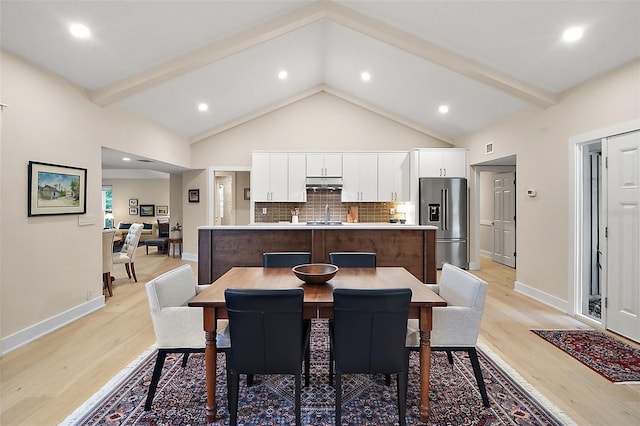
103 178 170 225
0 51 190 351
190 92 450 169
457 58 640 308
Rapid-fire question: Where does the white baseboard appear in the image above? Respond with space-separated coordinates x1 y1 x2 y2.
480 250 492 258
514 280 569 313
182 252 197 262
1 296 105 356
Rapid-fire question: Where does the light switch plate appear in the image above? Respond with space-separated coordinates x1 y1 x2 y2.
78 214 96 226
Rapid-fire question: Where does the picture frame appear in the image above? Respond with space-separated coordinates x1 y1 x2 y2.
157 205 168 215
188 189 200 203
28 161 87 216
129 198 138 207
129 207 138 215
244 188 251 200
139 204 155 217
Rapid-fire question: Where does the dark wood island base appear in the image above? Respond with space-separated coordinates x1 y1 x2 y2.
198 225 437 284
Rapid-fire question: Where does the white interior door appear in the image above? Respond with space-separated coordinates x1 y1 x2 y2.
492 172 516 267
606 130 640 342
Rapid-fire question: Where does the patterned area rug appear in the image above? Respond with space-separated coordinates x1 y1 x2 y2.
66 321 571 425
532 329 640 384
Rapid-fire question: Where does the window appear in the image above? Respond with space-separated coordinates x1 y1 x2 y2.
102 185 113 228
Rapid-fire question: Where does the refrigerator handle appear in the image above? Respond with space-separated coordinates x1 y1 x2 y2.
442 188 448 231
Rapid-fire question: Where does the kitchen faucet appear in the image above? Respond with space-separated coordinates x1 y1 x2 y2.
325 204 330 224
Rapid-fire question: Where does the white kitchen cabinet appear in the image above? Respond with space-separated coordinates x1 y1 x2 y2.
342 153 378 202
378 152 410 201
251 153 288 201
287 153 307 202
418 149 467 178
306 153 342 177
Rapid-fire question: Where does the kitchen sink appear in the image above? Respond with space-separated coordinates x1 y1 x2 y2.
306 220 343 226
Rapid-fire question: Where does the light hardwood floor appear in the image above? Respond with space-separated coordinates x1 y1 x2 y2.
1 251 638 425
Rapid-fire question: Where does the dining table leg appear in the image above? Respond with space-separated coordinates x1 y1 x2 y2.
203 307 217 423
419 307 433 422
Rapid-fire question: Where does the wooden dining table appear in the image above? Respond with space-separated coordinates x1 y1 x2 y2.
188 266 447 423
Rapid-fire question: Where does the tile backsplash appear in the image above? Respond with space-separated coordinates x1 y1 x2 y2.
254 190 407 223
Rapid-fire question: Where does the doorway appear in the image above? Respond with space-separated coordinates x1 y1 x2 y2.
471 156 517 271
211 169 251 226
572 120 640 343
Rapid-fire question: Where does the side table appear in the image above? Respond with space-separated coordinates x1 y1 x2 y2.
168 238 183 258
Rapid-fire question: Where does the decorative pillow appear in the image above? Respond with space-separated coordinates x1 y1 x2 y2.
143 223 153 230
118 223 132 230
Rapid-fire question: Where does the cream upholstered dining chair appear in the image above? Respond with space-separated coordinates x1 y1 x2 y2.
112 223 143 282
144 264 230 411
406 263 490 407
102 229 116 297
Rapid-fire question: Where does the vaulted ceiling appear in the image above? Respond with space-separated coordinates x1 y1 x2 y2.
2 1 639 153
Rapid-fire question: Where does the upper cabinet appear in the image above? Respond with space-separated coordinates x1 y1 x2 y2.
306 153 342 177
251 153 289 202
342 153 378 202
287 153 307 202
378 152 410 201
418 148 468 178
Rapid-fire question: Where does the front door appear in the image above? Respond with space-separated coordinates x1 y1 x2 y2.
492 172 516 268
606 130 640 342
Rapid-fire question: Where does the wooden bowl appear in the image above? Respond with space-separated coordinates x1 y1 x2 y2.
292 264 338 284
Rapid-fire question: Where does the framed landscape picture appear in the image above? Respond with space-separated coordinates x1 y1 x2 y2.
28 161 87 216
139 204 155 217
157 205 168 215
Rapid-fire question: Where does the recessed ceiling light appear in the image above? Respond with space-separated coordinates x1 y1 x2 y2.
438 105 449 114
198 103 209 112
69 23 90 39
361 71 371 82
562 26 584 43
278 70 288 80
122 157 131 162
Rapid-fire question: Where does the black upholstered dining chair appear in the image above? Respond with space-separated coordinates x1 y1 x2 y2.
263 252 312 267
224 288 311 426
330 288 412 426
328 252 377 268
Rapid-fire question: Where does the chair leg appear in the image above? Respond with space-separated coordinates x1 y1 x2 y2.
305 345 311 387
396 372 407 426
228 372 239 426
446 350 454 366
103 272 113 297
181 353 190 367
468 348 490 407
295 373 302 426
247 374 254 386
335 372 342 426
144 350 168 410
124 263 132 279
130 262 137 282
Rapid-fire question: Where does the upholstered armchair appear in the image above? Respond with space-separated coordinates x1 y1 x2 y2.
144 264 230 411
101 229 116 296
112 223 143 282
406 263 490 407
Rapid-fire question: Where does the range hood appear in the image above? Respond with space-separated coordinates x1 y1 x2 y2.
305 176 343 191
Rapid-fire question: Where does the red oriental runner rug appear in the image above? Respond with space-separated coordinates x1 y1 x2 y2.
531 329 640 384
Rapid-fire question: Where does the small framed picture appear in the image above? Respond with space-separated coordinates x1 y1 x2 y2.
129 198 138 207
140 204 155 217
157 205 168 215
188 189 200 203
129 207 138 215
244 188 251 200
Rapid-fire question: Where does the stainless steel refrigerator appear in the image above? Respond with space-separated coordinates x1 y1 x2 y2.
419 177 468 269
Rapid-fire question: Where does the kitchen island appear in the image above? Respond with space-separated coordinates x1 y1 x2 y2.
198 223 438 284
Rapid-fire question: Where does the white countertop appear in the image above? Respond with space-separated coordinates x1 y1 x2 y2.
199 223 438 230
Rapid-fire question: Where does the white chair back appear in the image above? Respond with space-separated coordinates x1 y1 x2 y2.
102 229 116 274
145 265 229 349
121 223 143 260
